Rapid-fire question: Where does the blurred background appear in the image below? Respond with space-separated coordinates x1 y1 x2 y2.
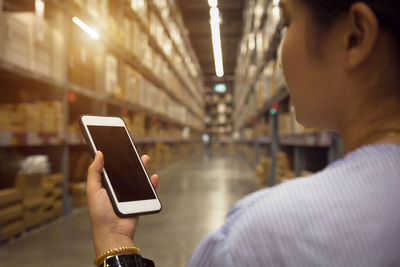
0 0 342 266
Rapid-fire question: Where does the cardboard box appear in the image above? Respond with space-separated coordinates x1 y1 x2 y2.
0 188 22 208
123 65 142 105
23 205 44 229
47 173 63 187
69 182 86 196
69 151 92 182
53 200 63 217
42 196 54 210
32 18 51 76
0 13 31 70
0 174 44 205
0 220 24 241
68 45 94 89
0 204 23 226
51 27 66 82
105 53 121 98
53 187 63 199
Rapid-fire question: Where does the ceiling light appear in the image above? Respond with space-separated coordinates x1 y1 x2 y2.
272 6 281 20
209 7 224 77
35 0 45 17
72 16 99 39
214 83 226 93
208 0 218 7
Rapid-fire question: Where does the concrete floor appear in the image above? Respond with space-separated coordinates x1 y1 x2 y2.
0 149 261 266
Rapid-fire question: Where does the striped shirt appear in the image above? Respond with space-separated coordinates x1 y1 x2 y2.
188 144 400 266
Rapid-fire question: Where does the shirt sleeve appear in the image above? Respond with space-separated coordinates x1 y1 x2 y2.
187 188 274 267
187 229 233 267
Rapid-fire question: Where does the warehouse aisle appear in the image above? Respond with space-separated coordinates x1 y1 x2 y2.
0 149 261 267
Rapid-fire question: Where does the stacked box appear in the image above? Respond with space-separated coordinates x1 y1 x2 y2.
38 101 65 134
256 157 272 185
131 114 146 137
0 13 32 70
0 104 25 132
0 13 53 76
256 123 270 137
69 182 87 207
0 102 64 134
130 0 148 24
69 151 92 183
17 103 41 132
0 188 25 242
68 45 94 89
32 18 51 76
52 27 66 82
42 173 64 221
147 121 161 137
279 114 293 136
105 53 122 98
275 152 295 184
123 64 142 104
0 174 46 230
123 17 132 51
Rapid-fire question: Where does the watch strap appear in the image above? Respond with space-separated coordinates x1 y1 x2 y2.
99 254 155 267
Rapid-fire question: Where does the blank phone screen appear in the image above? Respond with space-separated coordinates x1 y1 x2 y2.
88 126 156 202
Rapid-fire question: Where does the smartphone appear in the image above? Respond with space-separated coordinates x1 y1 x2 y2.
79 115 162 217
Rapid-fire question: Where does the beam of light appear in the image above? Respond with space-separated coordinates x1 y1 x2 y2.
72 16 99 39
210 7 224 77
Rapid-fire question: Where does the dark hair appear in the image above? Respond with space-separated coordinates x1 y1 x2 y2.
301 0 400 48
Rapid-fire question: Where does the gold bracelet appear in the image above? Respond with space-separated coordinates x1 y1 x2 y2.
94 246 141 266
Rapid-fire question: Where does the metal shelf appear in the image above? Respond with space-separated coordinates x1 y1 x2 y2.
234 26 282 118
67 134 200 146
147 0 203 104
1 132 201 147
133 137 200 144
230 132 332 147
235 86 289 130
123 3 204 110
0 59 104 101
50 0 204 123
0 58 203 132
279 132 332 147
152 0 203 90
107 98 203 132
0 132 64 147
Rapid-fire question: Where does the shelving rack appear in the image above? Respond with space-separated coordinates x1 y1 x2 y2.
232 0 343 185
0 0 205 218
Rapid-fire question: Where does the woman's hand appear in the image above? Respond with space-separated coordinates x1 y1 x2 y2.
86 151 159 256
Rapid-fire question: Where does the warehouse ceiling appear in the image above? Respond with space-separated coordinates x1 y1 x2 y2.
176 0 244 85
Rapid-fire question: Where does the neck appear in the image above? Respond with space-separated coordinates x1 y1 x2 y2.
338 113 400 154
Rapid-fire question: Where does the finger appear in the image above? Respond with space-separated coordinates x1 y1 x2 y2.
141 155 150 168
150 174 158 190
87 151 104 192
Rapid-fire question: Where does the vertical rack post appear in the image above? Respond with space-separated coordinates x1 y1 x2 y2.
268 108 279 186
294 147 306 177
328 132 344 163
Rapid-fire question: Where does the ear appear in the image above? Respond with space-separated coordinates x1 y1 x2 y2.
343 3 379 70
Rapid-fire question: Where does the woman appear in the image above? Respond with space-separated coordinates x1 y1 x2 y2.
87 0 400 266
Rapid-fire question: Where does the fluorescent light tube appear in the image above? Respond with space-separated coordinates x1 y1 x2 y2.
208 0 218 7
72 16 99 39
210 7 224 77
35 0 45 17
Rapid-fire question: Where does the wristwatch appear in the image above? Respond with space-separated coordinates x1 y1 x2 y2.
99 254 155 267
